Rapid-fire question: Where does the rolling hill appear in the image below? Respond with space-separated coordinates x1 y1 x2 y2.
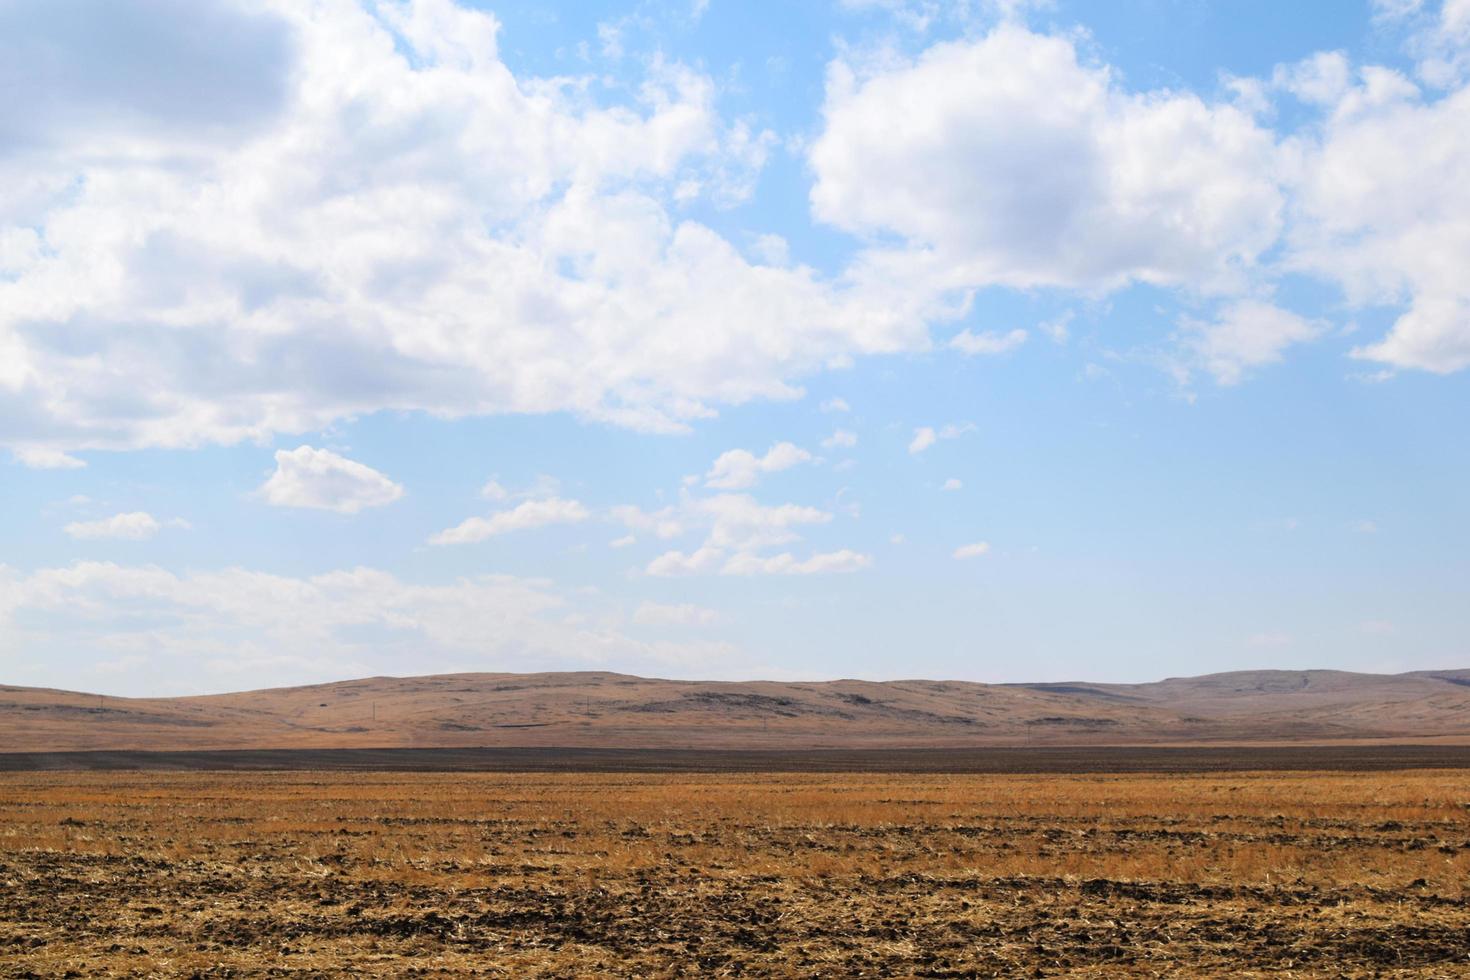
4 668 1470 752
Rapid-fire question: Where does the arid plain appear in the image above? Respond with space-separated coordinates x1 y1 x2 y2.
4 769 1470 977
4 668 1470 976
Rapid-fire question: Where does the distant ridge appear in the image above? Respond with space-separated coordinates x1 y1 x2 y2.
4 668 1470 753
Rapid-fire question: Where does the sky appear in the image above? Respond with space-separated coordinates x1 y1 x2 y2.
1 0 1467 696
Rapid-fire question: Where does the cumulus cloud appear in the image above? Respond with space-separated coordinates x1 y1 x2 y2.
811 24 1284 294
63 512 187 541
0 0 934 454
258 445 404 514
909 422 972 454
697 494 832 552
953 541 991 559
949 327 1027 355
1372 0 1470 85
610 504 686 540
1284 62 1470 373
820 397 851 413
645 546 726 577
1173 301 1325 386
0 0 294 153
633 492 868 577
704 442 812 489
13 448 85 469
11 0 1466 466
1273 51 1354 105
0 561 743 692
818 16 1470 382
430 497 589 545
821 429 858 449
941 477 962 491
8 0 1468 480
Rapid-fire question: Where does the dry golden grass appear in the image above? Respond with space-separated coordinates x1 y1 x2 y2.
3 770 1470 976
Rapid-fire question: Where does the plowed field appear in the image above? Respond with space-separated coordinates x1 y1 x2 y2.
4 770 1470 977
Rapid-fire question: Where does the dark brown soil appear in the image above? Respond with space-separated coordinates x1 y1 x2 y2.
7 743 1470 772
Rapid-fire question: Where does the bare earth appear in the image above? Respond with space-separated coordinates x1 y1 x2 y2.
4 769 1470 977
6 667 1470 753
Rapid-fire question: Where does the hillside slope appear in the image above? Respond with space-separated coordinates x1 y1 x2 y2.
4 668 1470 752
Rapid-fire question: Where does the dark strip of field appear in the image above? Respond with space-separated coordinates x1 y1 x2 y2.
4 744 1470 773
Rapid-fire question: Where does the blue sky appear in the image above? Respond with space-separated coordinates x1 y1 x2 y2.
1 0 1467 695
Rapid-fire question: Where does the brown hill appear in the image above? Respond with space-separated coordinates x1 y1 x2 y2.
3 668 1470 753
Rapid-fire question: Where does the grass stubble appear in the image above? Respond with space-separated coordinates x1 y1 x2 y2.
2 770 1470 977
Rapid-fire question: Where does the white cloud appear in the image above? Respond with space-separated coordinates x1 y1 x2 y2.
941 477 962 491
1352 519 1380 533
646 546 726 577
1273 51 1354 105
1038 311 1073 344
704 441 812 489
258 445 404 514
1285 66 1470 374
0 560 744 692
909 422 972 454
720 549 872 575
820 397 851 413
698 495 831 552
635 493 865 577
609 533 637 548
0 0 933 454
63 511 187 541
953 541 991 559
13 448 86 469
430 497 589 545
822 429 858 449
16 3 1455 463
1173 301 1325 385
7 2 1470 468
949 327 1027 355
610 504 686 540
480 474 560 502
811 24 1284 294
1372 0 1470 85
632 601 723 626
